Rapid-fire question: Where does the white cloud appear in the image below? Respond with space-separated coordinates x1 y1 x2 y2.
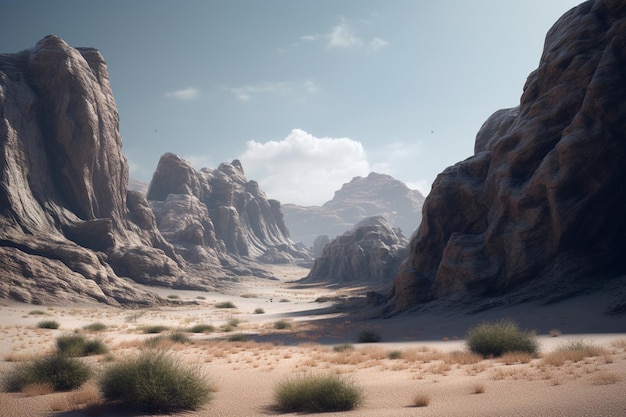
164 87 200 101
239 129 370 206
328 20 361 49
227 81 317 102
370 37 388 51
300 34 319 42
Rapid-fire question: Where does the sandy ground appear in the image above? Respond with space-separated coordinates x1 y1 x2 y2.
1 264 625 417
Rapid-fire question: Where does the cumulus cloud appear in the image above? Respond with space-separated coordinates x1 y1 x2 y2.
239 129 370 206
328 20 361 48
297 17 388 52
370 37 389 51
227 81 318 102
164 87 200 101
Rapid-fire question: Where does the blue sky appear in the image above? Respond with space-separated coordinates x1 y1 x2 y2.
2 1 583 205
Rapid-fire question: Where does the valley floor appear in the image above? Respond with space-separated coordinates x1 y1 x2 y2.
1 264 625 417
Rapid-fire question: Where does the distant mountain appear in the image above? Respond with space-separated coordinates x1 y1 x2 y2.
282 172 424 246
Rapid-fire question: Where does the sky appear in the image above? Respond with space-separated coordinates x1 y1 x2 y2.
2 0 584 206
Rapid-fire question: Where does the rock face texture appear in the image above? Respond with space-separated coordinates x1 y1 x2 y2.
283 172 424 246
392 0 626 312
303 216 408 287
0 36 184 305
147 153 309 272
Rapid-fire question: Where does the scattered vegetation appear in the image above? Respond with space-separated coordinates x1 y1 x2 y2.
99 351 211 413
56 334 108 357
466 319 538 357
83 322 107 332
542 340 609 366
357 330 381 343
589 372 621 385
215 301 237 309
4 355 91 392
274 373 363 413
189 324 215 333
142 325 170 334
254 308 265 314
37 320 60 329
273 320 291 330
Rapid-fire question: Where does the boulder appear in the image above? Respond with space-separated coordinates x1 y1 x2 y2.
391 0 626 312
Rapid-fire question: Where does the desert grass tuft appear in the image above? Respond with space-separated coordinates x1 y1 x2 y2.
274 320 292 330
466 319 537 357
215 301 237 309
411 393 430 407
189 324 215 333
589 372 621 385
274 373 362 412
37 320 60 329
333 344 355 352
254 308 265 314
56 334 108 357
470 383 486 394
542 340 609 366
4 355 91 392
83 322 107 332
357 329 381 343
28 310 47 316
99 350 211 413
142 325 170 334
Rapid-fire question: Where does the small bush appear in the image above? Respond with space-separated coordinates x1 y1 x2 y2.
215 301 236 309
169 332 191 344
56 334 108 357
274 374 362 412
228 333 249 342
333 344 355 352
167 294 180 299
189 324 214 333
466 319 538 357
99 351 211 413
388 350 402 360
412 393 430 407
143 325 169 334
83 322 107 332
28 310 46 316
357 330 381 343
4 355 91 392
274 320 291 330
254 308 265 314
228 318 241 327
37 320 60 329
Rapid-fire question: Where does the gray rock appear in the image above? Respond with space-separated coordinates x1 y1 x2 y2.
283 172 424 246
391 0 626 312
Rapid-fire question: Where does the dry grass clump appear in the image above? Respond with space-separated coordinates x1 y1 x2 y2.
498 351 534 365
83 322 107 332
542 340 609 366
47 381 103 412
411 393 430 407
470 382 486 394
589 372 621 385
274 373 363 412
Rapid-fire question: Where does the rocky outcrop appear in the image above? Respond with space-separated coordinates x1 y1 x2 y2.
0 36 183 305
303 216 408 287
147 153 309 272
392 0 626 312
283 172 424 246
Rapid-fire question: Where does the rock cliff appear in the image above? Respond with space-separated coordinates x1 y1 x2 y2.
283 172 424 246
1 36 185 305
147 153 309 272
391 0 626 313
303 216 408 287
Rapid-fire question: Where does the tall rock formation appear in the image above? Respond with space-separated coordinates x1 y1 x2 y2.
304 216 408 287
283 172 424 246
392 0 626 312
147 153 309 271
0 36 184 305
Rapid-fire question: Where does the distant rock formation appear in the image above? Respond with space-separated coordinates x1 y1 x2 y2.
303 216 408 287
147 153 309 272
391 0 626 313
0 36 182 305
283 172 424 246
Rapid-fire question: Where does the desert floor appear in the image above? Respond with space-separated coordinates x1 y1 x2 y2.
1 264 625 417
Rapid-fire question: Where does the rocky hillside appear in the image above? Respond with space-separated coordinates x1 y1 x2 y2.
283 172 424 246
391 0 626 313
303 216 408 287
0 36 305 305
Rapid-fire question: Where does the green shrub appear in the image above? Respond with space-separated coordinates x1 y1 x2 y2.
357 330 381 343
189 324 214 333
56 334 108 357
273 320 291 330
333 344 355 352
228 333 249 342
143 325 169 334
83 322 107 332
100 351 211 413
388 350 402 359
169 332 191 344
37 320 60 329
28 310 46 315
215 301 236 309
466 319 538 357
4 355 91 392
254 308 265 314
274 374 363 412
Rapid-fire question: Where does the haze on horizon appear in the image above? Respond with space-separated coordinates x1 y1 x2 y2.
2 0 583 206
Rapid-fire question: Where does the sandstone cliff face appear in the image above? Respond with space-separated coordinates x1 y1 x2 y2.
303 216 408 287
283 172 424 246
0 36 182 305
147 153 309 271
392 0 626 312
